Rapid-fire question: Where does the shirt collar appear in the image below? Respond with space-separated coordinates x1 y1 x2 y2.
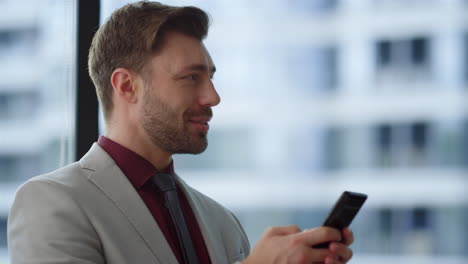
97 136 175 190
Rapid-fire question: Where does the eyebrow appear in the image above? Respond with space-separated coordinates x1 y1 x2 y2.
178 64 216 76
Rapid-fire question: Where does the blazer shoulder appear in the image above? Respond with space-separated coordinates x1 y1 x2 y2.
11 161 95 220
22 161 90 192
22 142 114 192
8 163 105 264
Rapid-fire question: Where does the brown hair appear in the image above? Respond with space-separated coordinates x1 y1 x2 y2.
88 1 210 121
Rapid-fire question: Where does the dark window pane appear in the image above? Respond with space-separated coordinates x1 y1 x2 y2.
377 124 392 151
324 127 343 170
379 208 393 236
0 218 6 247
376 40 391 67
465 33 468 82
412 207 429 230
411 37 429 65
412 122 428 150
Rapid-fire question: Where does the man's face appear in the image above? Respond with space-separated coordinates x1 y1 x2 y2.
139 31 220 154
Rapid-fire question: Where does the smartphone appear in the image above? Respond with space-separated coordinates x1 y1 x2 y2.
314 191 367 248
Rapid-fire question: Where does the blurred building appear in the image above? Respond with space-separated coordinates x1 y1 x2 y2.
1 0 467 263
171 0 468 263
0 0 75 261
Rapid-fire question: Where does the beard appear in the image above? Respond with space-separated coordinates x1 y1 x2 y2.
141 90 212 154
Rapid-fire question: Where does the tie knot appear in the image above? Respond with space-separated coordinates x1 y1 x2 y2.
153 173 176 192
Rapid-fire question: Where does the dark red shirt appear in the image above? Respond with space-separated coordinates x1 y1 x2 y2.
98 136 212 264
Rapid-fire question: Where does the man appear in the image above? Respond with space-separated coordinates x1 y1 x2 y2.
8 1 354 264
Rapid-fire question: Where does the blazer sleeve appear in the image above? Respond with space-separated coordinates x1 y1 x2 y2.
7 178 105 264
230 212 250 259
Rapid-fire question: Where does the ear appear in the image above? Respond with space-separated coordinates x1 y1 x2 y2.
110 68 139 104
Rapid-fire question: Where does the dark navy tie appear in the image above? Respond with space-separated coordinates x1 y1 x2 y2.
153 173 199 264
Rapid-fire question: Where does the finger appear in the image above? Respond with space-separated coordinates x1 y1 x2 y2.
325 255 338 264
265 225 301 237
295 226 342 247
342 228 354 245
329 242 353 262
302 246 331 262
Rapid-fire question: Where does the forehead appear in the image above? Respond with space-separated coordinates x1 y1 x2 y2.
150 31 214 74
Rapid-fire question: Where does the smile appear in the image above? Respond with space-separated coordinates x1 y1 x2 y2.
188 116 211 133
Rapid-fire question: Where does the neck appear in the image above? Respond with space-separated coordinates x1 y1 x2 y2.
105 122 173 171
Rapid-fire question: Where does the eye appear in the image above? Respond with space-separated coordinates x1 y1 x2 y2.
185 74 198 81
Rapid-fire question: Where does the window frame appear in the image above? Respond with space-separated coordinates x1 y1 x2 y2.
75 0 100 160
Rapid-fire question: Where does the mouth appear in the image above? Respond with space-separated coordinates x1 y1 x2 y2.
188 116 212 133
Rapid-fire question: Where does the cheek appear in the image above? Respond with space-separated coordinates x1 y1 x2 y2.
157 84 198 119
171 96 197 116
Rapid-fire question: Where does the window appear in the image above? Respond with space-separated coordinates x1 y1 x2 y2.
323 126 344 170
0 0 76 261
376 124 393 167
0 154 40 182
288 45 338 94
0 217 6 248
464 33 468 83
374 121 432 168
375 37 432 84
0 27 39 57
0 90 40 121
463 119 468 166
410 122 430 166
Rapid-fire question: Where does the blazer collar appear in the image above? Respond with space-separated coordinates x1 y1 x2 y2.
80 143 230 264
79 143 178 264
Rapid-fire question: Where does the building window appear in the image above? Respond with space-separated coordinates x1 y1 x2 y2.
0 90 40 121
463 119 468 166
410 122 430 166
464 33 468 83
374 121 432 168
411 37 429 66
375 36 431 84
288 45 338 95
0 217 6 248
323 126 344 170
0 27 39 57
375 124 392 167
0 154 40 182
412 207 430 230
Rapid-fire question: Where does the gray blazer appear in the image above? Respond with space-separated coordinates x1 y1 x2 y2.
8 144 250 264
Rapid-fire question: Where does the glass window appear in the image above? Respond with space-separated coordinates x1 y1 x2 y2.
465 33 468 83
375 36 432 84
0 0 76 261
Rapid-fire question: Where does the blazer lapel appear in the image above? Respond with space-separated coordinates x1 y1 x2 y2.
80 144 178 264
175 175 229 264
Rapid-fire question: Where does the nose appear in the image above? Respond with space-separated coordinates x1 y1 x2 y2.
199 79 221 107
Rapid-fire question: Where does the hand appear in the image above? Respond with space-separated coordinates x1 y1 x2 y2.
327 227 354 264
242 225 354 264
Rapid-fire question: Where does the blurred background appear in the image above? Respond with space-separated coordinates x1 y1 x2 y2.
1 0 467 263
